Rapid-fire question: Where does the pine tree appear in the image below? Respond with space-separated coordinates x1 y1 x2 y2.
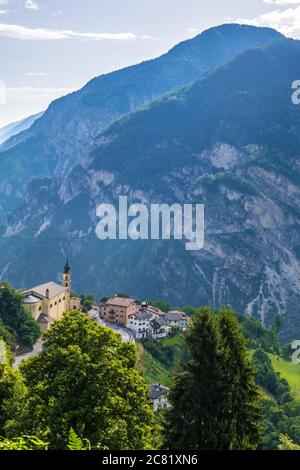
165 306 261 450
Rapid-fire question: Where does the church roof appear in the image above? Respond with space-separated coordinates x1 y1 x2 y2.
37 313 53 324
24 282 67 300
24 294 41 304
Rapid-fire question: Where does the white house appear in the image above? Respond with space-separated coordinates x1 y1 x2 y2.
127 310 153 339
149 383 171 411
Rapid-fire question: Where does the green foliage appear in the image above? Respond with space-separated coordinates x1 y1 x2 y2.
0 362 28 437
239 315 279 353
137 334 189 386
15 310 157 450
149 301 171 313
67 428 90 451
260 399 300 449
0 282 40 347
79 294 94 313
252 349 292 404
278 434 300 450
0 435 48 450
165 306 261 450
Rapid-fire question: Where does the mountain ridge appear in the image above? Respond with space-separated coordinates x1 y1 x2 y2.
0 24 284 214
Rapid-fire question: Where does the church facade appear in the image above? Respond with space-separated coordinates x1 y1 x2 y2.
22 261 81 332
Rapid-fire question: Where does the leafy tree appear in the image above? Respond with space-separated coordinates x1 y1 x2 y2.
0 358 28 436
0 282 40 347
16 310 157 450
150 301 171 313
79 294 94 313
239 315 279 353
0 435 48 450
260 399 300 449
278 434 300 450
252 349 292 404
165 306 261 450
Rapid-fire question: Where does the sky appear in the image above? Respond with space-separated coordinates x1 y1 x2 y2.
0 0 300 127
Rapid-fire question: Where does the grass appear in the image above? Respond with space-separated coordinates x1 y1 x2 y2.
136 343 173 386
248 349 300 400
135 334 188 387
268 353 300 400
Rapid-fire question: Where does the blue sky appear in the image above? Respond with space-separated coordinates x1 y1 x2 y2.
0 0 299 126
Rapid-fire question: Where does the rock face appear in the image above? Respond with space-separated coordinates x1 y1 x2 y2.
1 26 300 339
0 24 283 214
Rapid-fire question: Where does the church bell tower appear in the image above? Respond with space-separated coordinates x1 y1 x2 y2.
62 259 71 309
63 259 71 289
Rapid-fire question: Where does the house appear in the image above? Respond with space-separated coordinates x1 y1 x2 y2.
149 317 170 340
22 261 81 333
100 296 138 326
149 383 171 411
165 311 190 331
127 310 153 339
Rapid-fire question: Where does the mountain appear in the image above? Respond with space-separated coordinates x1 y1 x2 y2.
1 38 300 339
0 112 43 146
0 24 284 214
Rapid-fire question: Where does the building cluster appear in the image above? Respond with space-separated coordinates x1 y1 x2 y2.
22 261 81 332
100 297 190 340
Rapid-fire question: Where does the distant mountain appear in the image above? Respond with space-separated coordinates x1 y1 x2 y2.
0 24 284 214
1 38 300 339
0 112 43 146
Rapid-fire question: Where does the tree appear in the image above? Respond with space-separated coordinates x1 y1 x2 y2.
278 434 300 451
252 349 292 404
79 294 94 313
0 352 28 436
165 306 261 450
0 282 40 347
17 310 157 450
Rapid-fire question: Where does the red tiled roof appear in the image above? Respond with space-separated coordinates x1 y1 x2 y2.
106 297 136 308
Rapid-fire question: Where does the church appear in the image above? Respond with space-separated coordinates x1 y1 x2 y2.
22 260 81 332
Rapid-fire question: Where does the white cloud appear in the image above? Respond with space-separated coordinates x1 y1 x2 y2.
25 0 39 11
26 72 48 76
236 5 300 38
0 0 9 15
263 0 300 4
0 23 140 41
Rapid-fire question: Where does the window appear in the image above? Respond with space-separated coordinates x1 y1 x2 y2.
50 304 53 308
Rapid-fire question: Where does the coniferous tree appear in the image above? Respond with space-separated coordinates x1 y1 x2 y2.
165 306 261 450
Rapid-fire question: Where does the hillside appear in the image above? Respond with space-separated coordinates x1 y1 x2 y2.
2 38 300 338
268 353 300 400
136 334 189 386
0 24 284 214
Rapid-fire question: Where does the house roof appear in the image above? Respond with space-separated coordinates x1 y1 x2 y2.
131 311 152 321
106 297 136 308
165 311 188 322
24 282 67 300
149 383 170 400
37 313 53 324
150 318 167 330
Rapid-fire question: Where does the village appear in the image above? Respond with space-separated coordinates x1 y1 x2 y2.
19 260 190 410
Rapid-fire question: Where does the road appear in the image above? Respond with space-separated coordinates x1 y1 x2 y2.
13 337 43 369
88 306 135 343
